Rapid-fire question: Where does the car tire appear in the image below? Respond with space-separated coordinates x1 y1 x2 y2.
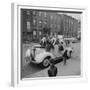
42 57 50 68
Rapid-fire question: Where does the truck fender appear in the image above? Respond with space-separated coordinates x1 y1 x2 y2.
35 52 54 63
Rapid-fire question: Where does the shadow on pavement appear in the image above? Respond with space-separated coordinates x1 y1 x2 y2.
21 63 44 79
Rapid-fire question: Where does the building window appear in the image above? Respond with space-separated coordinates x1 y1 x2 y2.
33 19 36 25
27 21 30 31
33 31 36 36
39 12 42 16
33 11 36 15
39 31 42 35
44 12 47 17
39 20 42 27
26 11 30 15
50 16 53 20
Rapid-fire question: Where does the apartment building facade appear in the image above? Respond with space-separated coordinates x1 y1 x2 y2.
21 9 80 43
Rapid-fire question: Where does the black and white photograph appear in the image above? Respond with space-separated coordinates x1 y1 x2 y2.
20 6 82 80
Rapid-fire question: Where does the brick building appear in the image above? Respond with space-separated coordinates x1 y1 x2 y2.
21 9 80 43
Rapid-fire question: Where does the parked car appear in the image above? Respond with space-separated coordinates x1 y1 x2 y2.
71 37 78 43
64 37 78 43
25 44 54 68
25 42 73 68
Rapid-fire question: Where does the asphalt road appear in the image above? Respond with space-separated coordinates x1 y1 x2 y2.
21 42 81 79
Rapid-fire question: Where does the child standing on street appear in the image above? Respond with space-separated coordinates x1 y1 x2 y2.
48 59 58 77
63 50 68 65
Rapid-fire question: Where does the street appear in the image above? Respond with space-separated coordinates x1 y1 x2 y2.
21 42 81 79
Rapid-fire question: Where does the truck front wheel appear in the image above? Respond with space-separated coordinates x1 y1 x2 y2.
42 58 50 68
41 56 51 68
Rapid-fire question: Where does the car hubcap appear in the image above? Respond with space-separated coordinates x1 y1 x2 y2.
43 59 49 67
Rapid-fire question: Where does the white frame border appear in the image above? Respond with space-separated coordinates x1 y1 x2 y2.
11 3 87 87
